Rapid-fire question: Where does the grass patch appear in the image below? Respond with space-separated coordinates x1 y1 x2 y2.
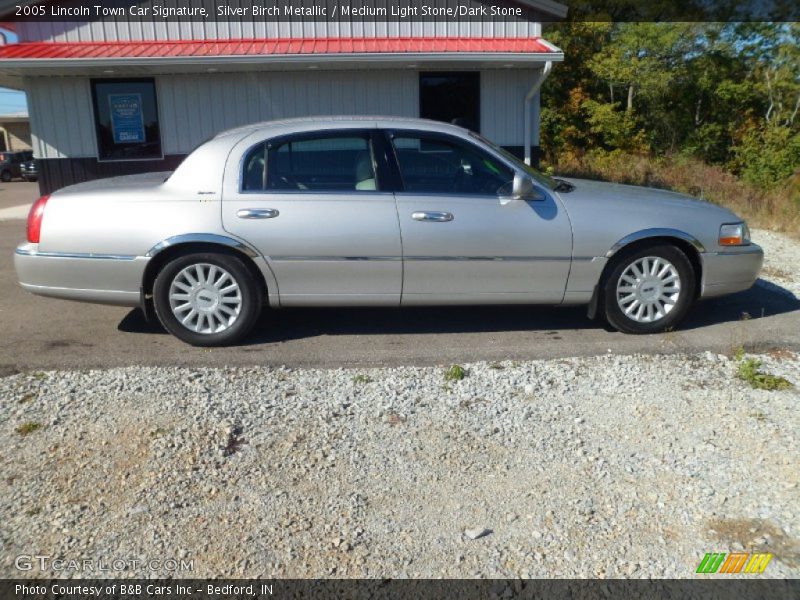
16 421 42 436
737 356 793 391
352 374 373 384
444 364 467 382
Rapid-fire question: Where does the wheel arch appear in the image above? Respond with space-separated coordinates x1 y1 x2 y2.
587 229 704 319
140 234 270 321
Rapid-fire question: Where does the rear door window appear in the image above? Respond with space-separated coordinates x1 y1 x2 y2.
242 131 379 193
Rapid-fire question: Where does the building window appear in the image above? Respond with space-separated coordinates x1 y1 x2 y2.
419 72 480 133
91 78 162 161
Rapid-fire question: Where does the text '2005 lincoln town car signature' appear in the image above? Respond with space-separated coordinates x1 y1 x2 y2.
15 117 763 346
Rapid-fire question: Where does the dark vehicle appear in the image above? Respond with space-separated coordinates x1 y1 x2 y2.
0 150 34 182
19 159 37 182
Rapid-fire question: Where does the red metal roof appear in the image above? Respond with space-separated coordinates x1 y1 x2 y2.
0 37 557 60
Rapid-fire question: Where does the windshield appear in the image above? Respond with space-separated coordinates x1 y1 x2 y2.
469 132 558 191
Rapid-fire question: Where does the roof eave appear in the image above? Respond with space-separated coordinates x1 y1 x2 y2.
0 51 564 71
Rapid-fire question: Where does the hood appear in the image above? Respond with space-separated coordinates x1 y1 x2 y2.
55 171 173 196
558 177 739 220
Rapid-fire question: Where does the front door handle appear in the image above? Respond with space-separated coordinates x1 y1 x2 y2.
237 208 279 219
412 211 454 222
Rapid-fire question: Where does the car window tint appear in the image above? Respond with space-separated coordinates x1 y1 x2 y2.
266 135 376 192
242 142 266 191
392 135 513 196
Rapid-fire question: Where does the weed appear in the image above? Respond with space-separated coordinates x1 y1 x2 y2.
488 363 505 370
352 374 373 384
749 411 767 422
444 364 467 382
737 356 793 391
16 422 42 436
385 412 406 426
17 393 34 404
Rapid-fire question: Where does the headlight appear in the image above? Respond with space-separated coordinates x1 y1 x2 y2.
719 223 750 246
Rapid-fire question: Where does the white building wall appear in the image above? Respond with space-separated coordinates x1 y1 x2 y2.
158 70 419 154
481 67 539 146
16 19 541 43
26 68 539 159
25 76 97 159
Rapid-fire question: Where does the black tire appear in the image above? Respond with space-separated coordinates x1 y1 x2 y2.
603 244 696 334
153 252 263 346
1 170 11 182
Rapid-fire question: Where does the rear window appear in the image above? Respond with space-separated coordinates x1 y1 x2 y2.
242 131 378 193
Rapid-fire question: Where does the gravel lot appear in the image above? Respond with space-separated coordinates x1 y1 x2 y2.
1 351 798 579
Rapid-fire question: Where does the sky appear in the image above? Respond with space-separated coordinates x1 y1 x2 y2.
0 29 29 116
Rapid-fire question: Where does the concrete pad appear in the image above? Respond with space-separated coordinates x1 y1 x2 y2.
0 204 30 220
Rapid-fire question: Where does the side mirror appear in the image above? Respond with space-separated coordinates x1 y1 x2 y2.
501 173 545 203
513 173 535 199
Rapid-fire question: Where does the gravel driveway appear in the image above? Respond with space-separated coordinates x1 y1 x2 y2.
2 350 798 579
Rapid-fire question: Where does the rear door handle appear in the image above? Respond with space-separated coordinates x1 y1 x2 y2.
412 211 454 222
237 208 279 219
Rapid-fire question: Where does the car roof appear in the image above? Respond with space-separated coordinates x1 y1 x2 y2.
214 115 469 139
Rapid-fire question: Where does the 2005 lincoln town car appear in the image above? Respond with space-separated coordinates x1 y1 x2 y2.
15 117 763 346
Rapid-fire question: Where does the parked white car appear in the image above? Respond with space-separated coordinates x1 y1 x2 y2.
15 117 762 345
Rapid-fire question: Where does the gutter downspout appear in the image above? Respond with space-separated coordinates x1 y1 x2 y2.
524 60 553 166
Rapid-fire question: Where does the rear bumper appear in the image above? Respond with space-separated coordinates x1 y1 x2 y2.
700 244 764 298
14 243 147 307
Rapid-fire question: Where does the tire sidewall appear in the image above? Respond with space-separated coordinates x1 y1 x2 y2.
153 252 262 346
604 244 696 334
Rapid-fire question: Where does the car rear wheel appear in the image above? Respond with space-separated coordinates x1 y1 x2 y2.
153 252 262 346
603 244 695 334
1 170 11 182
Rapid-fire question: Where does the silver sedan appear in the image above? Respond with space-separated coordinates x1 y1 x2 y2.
15 117 763 346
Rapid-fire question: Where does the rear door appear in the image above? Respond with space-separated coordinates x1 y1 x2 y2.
387 130 573 304
222 128 402 306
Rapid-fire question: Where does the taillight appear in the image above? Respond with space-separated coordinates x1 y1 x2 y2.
26 194 50 243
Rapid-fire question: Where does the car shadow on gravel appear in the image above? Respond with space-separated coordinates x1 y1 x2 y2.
117 278 799 344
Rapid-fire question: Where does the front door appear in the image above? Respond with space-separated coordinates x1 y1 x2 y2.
388 131 573 304
222 128 402 306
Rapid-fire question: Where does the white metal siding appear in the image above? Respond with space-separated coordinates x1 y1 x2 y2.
157 70 419 154
25 70 419 158
25 76 97 158
25 69 537 159
16 20 541 43
481 68 539 146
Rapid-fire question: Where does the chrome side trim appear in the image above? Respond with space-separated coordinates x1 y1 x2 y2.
15 248 138 261
606 228 706 258
704 247 763 256
405 255 587 262
271 255 591 262
146 233 259 258
273 256 401 262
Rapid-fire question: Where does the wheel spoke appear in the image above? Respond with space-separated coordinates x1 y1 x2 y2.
218 304 238 316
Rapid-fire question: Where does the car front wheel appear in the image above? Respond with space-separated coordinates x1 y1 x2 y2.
153 252 262 346
603 244 696 334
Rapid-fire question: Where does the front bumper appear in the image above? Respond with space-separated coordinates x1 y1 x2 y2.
700 244 764 298
14 243 148 307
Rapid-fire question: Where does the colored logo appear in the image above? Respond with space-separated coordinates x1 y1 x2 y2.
696 552 773 574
